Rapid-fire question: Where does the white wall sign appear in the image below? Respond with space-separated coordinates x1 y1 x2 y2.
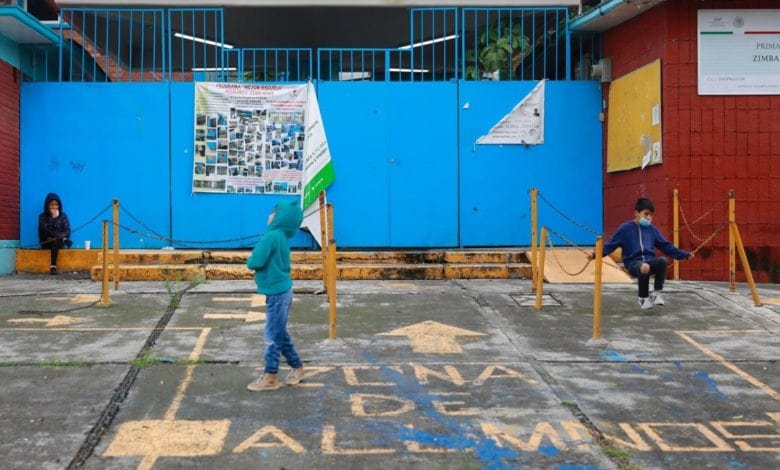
698 9 780 95
477 80 545 145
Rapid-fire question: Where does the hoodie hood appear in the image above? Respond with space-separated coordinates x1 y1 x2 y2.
43 193 63 215
268 200 303 238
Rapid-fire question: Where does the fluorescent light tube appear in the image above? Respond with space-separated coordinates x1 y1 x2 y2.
398 34 457 50
174 32 234 49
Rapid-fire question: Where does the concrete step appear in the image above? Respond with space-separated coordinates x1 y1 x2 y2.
89 262 533 282
100 249 530 265
17 249 531 274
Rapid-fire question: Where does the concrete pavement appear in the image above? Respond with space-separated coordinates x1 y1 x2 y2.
0 275 778 469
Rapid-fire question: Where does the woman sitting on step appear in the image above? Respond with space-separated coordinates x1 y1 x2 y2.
38 193 73 275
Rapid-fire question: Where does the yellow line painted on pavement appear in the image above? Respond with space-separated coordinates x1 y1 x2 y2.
676 329 778 334
44 294 102 304
164 327 212 421
7 315 86 327
676 331 779 402
0 327 205 332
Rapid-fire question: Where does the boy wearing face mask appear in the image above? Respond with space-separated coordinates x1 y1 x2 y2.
589 197 693 310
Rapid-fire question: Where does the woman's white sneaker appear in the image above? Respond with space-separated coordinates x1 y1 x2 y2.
650 292 665 306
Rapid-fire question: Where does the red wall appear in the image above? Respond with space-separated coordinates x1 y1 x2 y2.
0 60 20 241
602 0 780 282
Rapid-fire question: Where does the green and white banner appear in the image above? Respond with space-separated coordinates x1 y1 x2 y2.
301 82 336 247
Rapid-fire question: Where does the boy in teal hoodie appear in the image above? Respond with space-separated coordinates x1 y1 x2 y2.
246 200 305 391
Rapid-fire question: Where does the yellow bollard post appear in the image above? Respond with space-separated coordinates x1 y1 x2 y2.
319 191 328 292
731 222 762 307
728 190 736 292
112 199 120 290
587 235 608 348
592 236 603 339
673 189 679 281
535 227 547 311
100 220 110 306
530 188 538 291
326 203 337 339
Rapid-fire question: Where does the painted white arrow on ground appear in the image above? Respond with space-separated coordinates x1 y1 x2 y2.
8 315 86 327
212 295 266 307
376 320 486 354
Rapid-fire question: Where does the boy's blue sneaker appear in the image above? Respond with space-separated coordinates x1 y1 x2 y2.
650 291 665 306
638 297 654 310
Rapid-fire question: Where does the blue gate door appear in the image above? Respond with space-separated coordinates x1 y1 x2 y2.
319 82 458 248
388 82 459 247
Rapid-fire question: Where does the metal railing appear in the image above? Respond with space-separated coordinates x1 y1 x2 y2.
408 8 458 81
461 7 571 81
571 31 602 81
317 48 412 82
19 44 58 82
168 8 224 82
25 6 597 83
59 8 166 82
225 48 313 82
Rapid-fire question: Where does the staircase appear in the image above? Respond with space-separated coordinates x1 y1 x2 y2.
13 249 532 281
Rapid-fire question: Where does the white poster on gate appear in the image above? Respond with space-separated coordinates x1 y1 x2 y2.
192 82 307 194
478 80 545 145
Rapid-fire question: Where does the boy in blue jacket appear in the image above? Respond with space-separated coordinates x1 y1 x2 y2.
589 198 693 310
246 200 305 391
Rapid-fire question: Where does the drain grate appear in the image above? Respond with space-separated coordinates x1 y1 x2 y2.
510 293 561 307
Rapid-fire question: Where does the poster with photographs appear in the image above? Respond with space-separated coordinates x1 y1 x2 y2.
193 83 307 195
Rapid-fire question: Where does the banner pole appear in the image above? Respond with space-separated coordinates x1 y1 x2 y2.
327 203 337 339
530 188 538 291
319 191 328 292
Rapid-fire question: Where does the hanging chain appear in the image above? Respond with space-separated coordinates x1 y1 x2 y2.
690 222 729 255
676 197 728 241
120 206 168 241
536 191 600 236
70 202 114 235
115 222 264 246
544 227 593 277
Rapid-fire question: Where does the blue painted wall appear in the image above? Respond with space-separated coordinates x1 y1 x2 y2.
459 81 603 246
20 83 171 249
20 80 602 249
